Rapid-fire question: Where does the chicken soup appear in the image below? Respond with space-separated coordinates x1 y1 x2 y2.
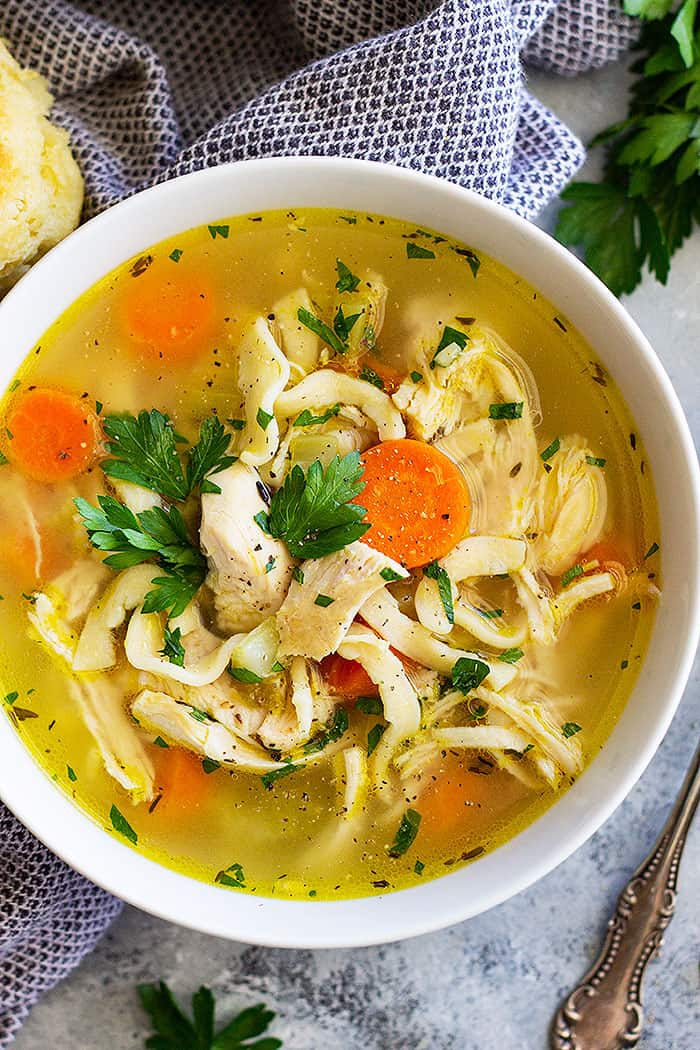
0 209 659 899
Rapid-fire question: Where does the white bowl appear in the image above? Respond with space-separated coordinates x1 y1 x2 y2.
0 159 698 948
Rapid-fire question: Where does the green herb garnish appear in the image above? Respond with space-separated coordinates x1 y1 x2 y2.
380 566 404 583
335 258 361 293
406 242 435 260
75 496 206 618
367 722 386 756
169 248 183 263
256 407 273 431
153 736 169 748
423 560 454 625
585 455 607 468
202 758 221 774
541 438 561 461
266 452 370 559
359 366 385 389
3 691 18 706
430 325 469 369
229 666 263 684
489 402 524 420
67 765 77 782
303 709 349 755
356 696 383 715
215 861 246 888
207 224 229 239
451 656 490 693
478 607 503 620
297 307 347 355
160 625 185 667
410 370 423 383
138 980 283 1050
498 648 524 664
110 804 138 845
414 859 425 875
253 510 270 533
562 722 583 738
643 541 660 559
314 593 334 607
261 763 299 790
388 809 422 856
228 418 246 430
292 566 305 584
561 564 584 588
293 405 341 427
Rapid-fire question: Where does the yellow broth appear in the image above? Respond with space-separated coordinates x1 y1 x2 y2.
0 208 659 899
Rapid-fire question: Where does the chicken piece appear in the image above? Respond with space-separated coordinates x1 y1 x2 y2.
275 370 405 441
199 461 294 633
69 673 155 802
270 287 319 376
237 316 290 467
276 541 408 661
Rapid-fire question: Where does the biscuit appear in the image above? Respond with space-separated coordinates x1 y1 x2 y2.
0 39 84 293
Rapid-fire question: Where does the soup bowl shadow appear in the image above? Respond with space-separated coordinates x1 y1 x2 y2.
0 158 698 948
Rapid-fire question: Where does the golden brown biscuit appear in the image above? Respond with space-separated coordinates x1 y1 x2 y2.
0 38 84 293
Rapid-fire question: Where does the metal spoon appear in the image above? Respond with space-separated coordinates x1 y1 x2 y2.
551 740 700 1050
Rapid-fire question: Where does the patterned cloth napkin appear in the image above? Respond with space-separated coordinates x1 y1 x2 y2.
0 0 637 1043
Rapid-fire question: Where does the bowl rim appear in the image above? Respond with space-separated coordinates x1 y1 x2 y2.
0 156 698 948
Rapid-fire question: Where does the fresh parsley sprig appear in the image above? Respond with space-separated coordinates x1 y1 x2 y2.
259 452 371 559
556 4 700 295
138 981 283 1050
102 410 236 500
74 496 206 617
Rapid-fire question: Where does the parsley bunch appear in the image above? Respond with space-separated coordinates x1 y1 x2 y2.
556 1 700 295
138 981 282 1050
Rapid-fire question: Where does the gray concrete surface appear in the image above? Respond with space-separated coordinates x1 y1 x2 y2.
11 63 700 1050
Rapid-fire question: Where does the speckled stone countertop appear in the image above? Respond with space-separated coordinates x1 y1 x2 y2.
11 64 700 1050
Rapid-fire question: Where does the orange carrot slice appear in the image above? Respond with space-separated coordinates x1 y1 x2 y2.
354 439 471 568
4 387 98 483
419 760 491 834
321 653 379 699
121 266 214 363
154 747 213 813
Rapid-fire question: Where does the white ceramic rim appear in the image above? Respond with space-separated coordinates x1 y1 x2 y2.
0 158 698 948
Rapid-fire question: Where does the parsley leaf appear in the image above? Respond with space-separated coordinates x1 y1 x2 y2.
451 657 490 693
75 496 206 617
367 722 386 756
423 561 454 624
406 242 435 260
160 625 185 667
562 721 583 738
302 708 349 755
110 804 137 845
138 981 283 1050
557 6 700 294
293 405 340 427
266 452 371 559
297 307 347 355
102 410 236 501
430 326 469 369
335 258 361 293
358 365 385 389
388 809 422 856
333 305 362 343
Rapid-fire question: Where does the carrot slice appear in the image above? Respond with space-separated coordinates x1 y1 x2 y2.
354 439 471 568
4 387 98 483
419 759 492 834
321 653 379 698
154 747 212 813
358 354 404 394
121 265 214 363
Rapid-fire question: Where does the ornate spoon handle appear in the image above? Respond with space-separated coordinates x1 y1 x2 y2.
551 740 700 1050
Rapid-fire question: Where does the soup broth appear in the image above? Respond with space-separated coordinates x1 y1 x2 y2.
0 208 659 900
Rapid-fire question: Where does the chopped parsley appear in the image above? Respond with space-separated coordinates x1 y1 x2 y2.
489 402 524 420
380 567 403 583
423 560 454 625
256 407 273 431
261 763 299 789
110 804 138 845
498 648 524 664
153 736 169 749
215 861 246 888
585 455 607 468
253 510 270 533
451 656 490 693
367 722 386 756
159 625 185 667
228 418 246 430
207 224 229 239
292 566 305 585
188 706 212 723
264 555 276 574
410 370 423 383
430 326 469 369
67 765 78 782
266 452 370 559
388 809 422 856
202 758 221 774
406 242 435 260
561 564 584 588
333 305 361 342
414 859 425 876
359 366 385 389
356 696 383 715
297 307 347 355
293 405 340 427
335 258 361 293
303 709 349 755
477 607 503 620
0 450 8 466
228 666 263 684
3 691 18 706
540 437 560 461
621 659 629 670
643 541 660 560
562 722 582 738
168 248 183 263
314 593 334 607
